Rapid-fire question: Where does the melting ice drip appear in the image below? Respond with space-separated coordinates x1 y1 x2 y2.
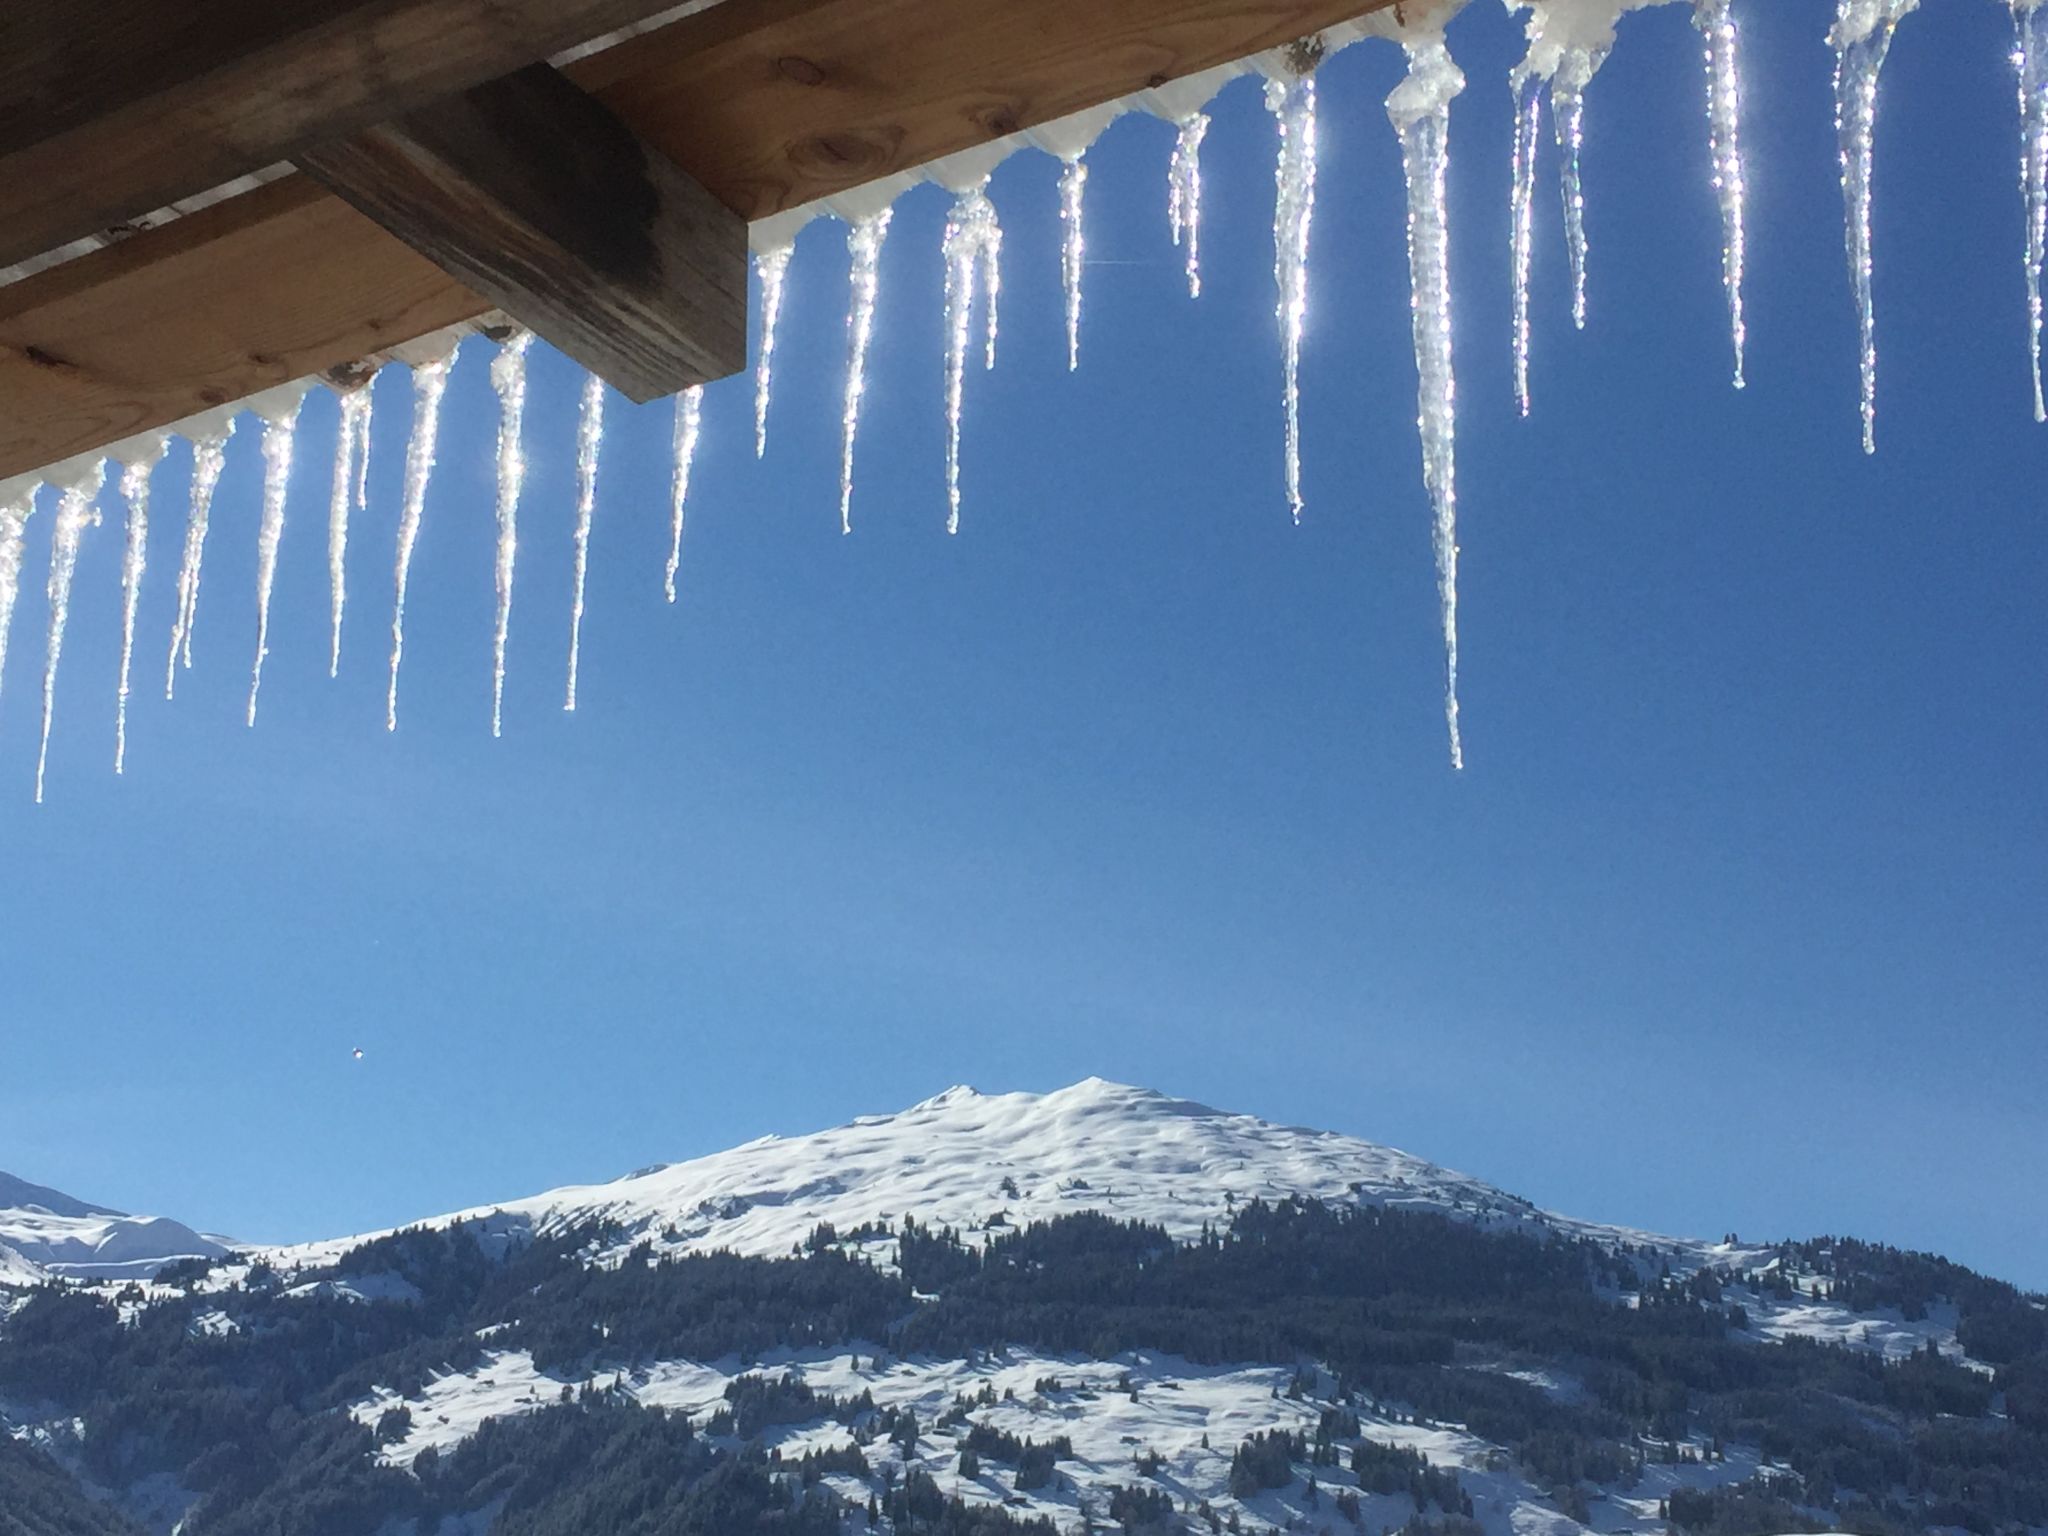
166 427 233 699
38 463 106 803
490 331 533 739
114 442 167 774
1058 155 1089 370
1695 0 1749 389
565 372 605 712
1831 0 1917 456
839 211 892 536
753 244 795 459
1390 40 1468 772
2014 0 2048 423
248 397 303 727
328 382 374 677
1267 62 1319 524
0 492 33 724
1509 66 1545 416
942 182 1003 536
1168 114 1211 299
667 386 704 600
387 343 458 732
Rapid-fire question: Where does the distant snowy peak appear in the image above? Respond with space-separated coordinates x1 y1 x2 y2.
0 1170 232 1283
274 1078 1726 1273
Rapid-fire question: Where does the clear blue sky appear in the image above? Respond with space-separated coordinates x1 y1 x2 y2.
1 1 2042 1287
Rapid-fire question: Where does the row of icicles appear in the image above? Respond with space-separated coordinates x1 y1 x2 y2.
0 0 2043 799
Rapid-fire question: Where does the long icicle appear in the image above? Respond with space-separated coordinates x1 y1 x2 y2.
489 331 532 738
1058 154 1089 370
942 182 1003 535
387 343 458 732
1552 45 1603 332
840 210 893 535
1509 66 1545 416
564 372 604 712
0 488 39 726
247 399 303 726
329 383 373 677
166 426 233 698
1267 58 1319 524
1168 113 1211 299
2014 0 2048 422
1696 0 1749 389
38 464 106 803
753 244 794 458
1391 39 1468 773
667 386 705 600
1831 0 1917 455
114 442 167 773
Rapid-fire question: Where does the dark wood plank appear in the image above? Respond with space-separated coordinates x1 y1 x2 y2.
0 0 729 270
298 65 746 401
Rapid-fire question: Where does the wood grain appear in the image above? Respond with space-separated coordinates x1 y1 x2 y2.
0 0 1400 478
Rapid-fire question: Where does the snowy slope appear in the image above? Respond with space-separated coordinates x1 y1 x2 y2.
0 1170 232 1282
274 1078 1732 1275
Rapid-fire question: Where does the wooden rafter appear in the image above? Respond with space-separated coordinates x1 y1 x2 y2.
0 0 1401 479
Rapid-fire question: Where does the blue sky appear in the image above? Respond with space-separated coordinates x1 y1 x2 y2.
1 1 2043 1287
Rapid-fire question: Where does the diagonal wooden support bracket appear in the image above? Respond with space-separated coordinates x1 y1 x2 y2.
297 64 747 402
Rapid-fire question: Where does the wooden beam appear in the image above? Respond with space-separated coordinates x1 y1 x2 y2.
0 0 723 272
0 0 1400 478
298 66 746 402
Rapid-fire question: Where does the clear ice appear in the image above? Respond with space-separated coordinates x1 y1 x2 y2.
166 426 233 699
1059 155 1089 370
1390 39 1469 772
1831 0 1917 455
386 343 458 732
753 244 794 459
565 371 604 712
247 400 303 726
667 386 704 601
840 211 893 536
2014 0 2048 422
490 331 532 739
1168 114 1211 299
1267 64 1318 523
1552 45 1603 332
114 443 166 774
0 490 32 725
942 182 1003 535
1509 67 1545 416
1696 0 1749 388
38 463 106 803
329 383 373 677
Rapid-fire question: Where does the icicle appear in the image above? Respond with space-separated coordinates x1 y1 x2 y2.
2014 0 2048 422
1168 114 1211 299
1831 0 1916 455
166 425 233 699
489 331 532 738
1266 55 1319 524
0 487 38 725
1391 40 1468 772
839 211 893 535
942 182 1003 535
37 463 105 803
328 383 373 677
247 399 303 727
1695 0 1749 388
753 244 794 458
386 342 458 732
1552 46 1603 332
667 386 704 600
1509 67 1545 416
354 384 374 513
1058 154 1089 370
564 372 604 713
113 442 167 773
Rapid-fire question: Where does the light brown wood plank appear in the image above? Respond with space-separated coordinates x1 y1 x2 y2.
0 0 727 270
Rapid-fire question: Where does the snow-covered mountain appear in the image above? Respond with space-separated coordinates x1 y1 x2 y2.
271 1077 1727 1275
0 1169 231 1282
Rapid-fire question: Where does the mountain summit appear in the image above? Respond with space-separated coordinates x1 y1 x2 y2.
0 1170 229 1283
